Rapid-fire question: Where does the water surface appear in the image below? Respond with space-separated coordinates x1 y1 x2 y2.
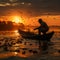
0 29 60 60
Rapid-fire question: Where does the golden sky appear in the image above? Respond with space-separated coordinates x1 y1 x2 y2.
0 0 60 27
23 15 60 26
0 15 60 26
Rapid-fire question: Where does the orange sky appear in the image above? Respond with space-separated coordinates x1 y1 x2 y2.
0 15 60 26
23 15 60 26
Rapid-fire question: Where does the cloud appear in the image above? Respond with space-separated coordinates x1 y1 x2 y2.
0 0 60 16
9 0 18 2
0 2 19 7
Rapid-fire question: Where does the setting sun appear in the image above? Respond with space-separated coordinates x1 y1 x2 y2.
12 16 23 23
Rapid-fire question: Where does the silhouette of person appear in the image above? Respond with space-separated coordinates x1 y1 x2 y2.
34 19 49 35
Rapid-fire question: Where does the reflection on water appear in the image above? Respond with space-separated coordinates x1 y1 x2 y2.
0 30 19 37
0 30 60 58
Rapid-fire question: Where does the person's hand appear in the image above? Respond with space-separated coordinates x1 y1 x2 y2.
34 29 36 30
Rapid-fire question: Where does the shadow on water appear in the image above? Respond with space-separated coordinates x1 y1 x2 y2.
18 29 55 52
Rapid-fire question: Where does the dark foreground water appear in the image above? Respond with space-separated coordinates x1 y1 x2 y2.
0 30 60 60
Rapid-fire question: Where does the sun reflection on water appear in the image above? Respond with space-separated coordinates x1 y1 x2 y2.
14 30 20 36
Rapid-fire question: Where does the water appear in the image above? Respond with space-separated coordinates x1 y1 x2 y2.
0 30 60 60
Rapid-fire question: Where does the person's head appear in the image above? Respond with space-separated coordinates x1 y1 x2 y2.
38 19 42 23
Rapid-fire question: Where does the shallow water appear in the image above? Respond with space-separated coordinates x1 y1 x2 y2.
0 30 60 59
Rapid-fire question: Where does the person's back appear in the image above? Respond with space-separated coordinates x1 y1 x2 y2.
34 19 49 35
40 20 49 31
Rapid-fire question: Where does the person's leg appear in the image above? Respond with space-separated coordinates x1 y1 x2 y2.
42 28 47 34
38 27 42 35
38 30 41 35
43 31 46 34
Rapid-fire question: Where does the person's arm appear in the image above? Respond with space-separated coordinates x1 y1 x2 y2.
34 27 39 30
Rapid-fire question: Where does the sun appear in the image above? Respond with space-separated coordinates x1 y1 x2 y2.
12 16 23 23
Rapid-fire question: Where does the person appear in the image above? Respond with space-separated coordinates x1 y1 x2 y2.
34 19 49 35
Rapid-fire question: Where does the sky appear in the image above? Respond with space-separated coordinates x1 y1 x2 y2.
0 0 60 26
0 0 60 16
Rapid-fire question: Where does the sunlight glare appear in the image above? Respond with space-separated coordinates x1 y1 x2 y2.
14 30 19 36
14 30 18 33
12 16 23 23
15 52 18 55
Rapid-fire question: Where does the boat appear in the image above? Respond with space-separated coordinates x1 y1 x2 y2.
18 29 54 42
